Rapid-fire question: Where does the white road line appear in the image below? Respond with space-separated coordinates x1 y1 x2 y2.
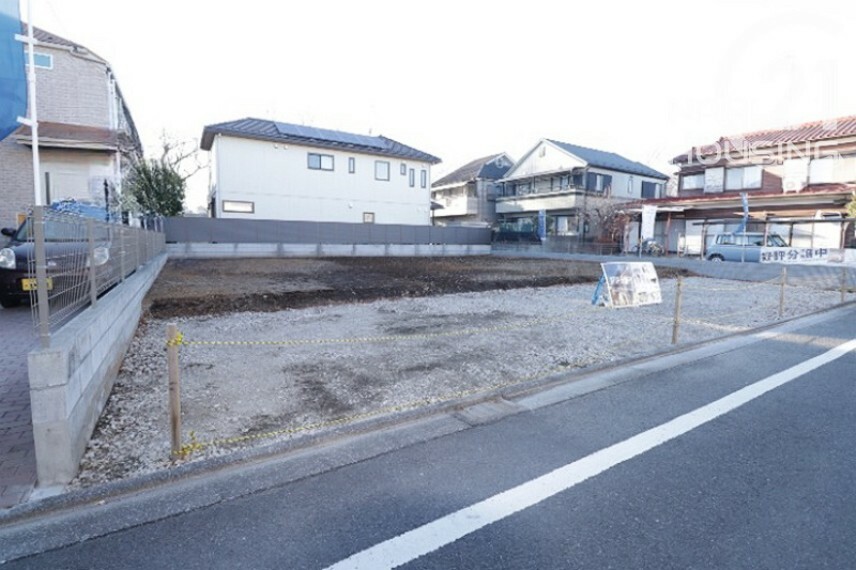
325 338 856 570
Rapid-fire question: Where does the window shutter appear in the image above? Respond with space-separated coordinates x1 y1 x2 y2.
586 172 597 191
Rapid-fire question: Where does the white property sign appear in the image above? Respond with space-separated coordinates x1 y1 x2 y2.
641 205 657 240
598 262 662 308
760 247 844 264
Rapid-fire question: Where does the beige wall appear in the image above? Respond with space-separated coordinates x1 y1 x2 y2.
40 149 116 204
0 139 35 227
33 45 111 128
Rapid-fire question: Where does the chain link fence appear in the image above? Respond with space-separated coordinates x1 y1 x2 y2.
21 205 166 346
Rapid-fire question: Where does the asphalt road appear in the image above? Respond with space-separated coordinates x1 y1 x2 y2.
2 308 854 569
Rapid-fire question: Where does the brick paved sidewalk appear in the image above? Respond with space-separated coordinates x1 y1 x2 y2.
0 306 37 508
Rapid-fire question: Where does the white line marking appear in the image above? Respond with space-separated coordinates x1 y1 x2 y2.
325 338 856 570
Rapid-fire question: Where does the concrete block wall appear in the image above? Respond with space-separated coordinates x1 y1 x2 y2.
28 254 167 487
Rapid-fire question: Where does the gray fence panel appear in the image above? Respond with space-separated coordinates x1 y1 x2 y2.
412 226 429 244
350 223 370 244
402 225 418 244
164 218 491 246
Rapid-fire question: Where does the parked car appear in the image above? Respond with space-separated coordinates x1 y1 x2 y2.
0 202 113 308
706 232 788 262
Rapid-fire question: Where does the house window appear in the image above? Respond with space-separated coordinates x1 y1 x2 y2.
420 169 427 188
681 173 704 190
363 212 375 224
641 181 659 199
400 163 407 175
627 176 634 195
26 52 52 69
585 173 612 193
308 153 334 171
375 161 390 181
222 200 255 213
409 168 415 187
725 165 762 190
809 158 835 184
348 157 355 174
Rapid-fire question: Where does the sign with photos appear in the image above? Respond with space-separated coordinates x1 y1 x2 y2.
597 262 663 308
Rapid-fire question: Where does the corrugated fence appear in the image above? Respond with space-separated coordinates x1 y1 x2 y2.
164 217 491 245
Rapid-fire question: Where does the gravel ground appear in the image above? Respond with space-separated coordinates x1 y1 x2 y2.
71 275 844 488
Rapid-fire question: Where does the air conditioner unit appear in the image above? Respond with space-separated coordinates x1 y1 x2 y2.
783 179 805 192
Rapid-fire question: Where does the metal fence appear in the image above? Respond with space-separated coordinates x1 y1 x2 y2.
494 238 622 256
25 205 166 346
163 217 491 245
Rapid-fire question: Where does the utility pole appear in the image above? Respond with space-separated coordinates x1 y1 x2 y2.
15 0 41 205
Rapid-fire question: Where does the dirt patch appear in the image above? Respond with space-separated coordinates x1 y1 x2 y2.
145 256 691 318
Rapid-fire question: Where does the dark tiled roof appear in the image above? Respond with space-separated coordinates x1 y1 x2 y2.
201 118 441 164
432 153 512 187
674 115 856 163
548 139 668 179
22 25 104 60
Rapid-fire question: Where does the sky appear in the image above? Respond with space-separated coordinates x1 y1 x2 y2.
27 0 856 211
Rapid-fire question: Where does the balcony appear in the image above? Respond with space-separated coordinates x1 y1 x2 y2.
433 196 478 217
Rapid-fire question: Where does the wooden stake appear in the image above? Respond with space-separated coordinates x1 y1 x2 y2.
671 276 683 345
841 266 848 304
167 323 182 458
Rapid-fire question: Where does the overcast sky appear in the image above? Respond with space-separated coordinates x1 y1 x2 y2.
28 0 856 211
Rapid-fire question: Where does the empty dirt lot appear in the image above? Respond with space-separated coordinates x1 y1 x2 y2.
144 256 689 317
77 256 848 487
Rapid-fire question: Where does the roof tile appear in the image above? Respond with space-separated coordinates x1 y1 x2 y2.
675 115 856 163
201 118 440 164
548 139 668 179
432 153 511 187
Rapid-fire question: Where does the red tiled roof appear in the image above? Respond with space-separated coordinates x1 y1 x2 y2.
674 115 856 163
636 184 855 208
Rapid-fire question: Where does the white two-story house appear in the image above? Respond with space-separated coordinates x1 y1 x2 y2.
201 119 441 226
0 26 141 228
496 139 668 241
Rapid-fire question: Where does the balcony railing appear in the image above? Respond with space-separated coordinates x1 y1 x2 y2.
433 196 478 217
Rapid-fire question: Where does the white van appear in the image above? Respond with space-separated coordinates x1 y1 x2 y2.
706 232 788 262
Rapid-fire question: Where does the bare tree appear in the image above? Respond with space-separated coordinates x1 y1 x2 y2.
124 135 205 217
590 200 633 249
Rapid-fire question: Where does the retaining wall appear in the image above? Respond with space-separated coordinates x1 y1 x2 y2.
27 254 167 487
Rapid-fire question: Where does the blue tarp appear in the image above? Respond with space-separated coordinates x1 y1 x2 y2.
49 199 110 221
0 0 26 142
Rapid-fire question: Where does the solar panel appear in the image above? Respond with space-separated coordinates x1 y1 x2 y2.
274 122 385 149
